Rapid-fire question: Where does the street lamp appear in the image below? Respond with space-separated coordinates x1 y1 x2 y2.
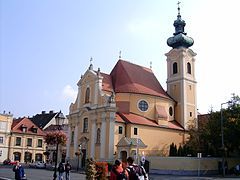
53 111 65 180
220 102 229 177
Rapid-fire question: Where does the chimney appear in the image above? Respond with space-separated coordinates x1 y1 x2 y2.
49 110 54 114
42 111 46 114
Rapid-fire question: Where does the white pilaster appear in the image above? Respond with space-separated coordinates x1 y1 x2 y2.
90 120 96 158
100 113 106 159
74 125 78 153
108 112 115 160
66 126 71 159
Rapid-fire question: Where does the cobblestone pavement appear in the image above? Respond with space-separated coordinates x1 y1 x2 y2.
0 166 239 180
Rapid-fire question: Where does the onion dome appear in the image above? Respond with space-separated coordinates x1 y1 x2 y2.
167 3 194 49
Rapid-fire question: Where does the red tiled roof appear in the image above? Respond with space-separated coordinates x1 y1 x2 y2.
11 117 45 136
115 113 125 123
117 112 183 130
110 60 172 99
100 72 113 92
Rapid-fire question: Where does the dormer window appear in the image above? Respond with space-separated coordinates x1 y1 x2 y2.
85 87 90 103
31 126 38 133
21 125 27 132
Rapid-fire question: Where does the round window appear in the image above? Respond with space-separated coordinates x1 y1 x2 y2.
169 106 173 116
138 100 148 112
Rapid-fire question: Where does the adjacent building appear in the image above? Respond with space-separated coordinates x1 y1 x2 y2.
0 112 13 162
67 6 197 164
9 117 46 162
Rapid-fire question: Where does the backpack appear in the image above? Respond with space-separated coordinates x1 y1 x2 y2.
65 164 71 171
58 164 64 172
127 165 146 180
113 168 127 180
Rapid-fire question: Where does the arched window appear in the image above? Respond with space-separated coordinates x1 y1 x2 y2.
173 62 178 74
83 118 88 133
96 128 101 144
187 62 191 74
85 88 90 103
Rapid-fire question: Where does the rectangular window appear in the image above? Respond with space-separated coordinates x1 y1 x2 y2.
118 126 123 134
71 131 74 144
0 122 7 130
0 150 2 156
0 137 3 144
37 139 43 147
16 137 21 146
27 138 32 147
134 127 138 135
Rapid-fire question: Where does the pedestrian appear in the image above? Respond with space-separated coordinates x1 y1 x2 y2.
110 159 128 180
12 161 26 180
58 162 65 180
126 157 148 180
65 161 72 180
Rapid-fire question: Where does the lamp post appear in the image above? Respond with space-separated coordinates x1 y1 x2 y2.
76 144 82 171
53 111 65 180
220 102 229 177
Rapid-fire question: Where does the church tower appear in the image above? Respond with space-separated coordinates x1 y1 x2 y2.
165 3 197 129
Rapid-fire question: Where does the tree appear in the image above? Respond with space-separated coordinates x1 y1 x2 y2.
44 131 67 146
185 94 240 157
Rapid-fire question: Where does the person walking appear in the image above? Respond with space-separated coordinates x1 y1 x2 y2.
12 161 26 180
65 161 72 180
58 162 65 180
126 157 148 180
110 159 128 180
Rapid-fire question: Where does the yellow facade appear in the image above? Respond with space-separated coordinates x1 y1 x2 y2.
66 54 197 164
8 133 46 163
0 113 13 162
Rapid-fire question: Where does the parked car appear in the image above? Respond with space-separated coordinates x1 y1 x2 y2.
3 159 17 165
29 161 46 169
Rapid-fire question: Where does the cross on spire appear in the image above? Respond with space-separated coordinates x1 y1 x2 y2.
90 57 93 64
119 51 122 59
177 1 181 16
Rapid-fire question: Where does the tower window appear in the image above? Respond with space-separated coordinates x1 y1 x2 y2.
173 62 178 74
190 112 192 117
96 128 101 144
187 62 191 74
85 87 90 103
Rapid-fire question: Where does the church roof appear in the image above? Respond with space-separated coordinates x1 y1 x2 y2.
110 60 172 99
116 112 184 131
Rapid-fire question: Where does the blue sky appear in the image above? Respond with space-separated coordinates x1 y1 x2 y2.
1 0 240 117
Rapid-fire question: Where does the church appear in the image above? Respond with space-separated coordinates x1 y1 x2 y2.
66 5 197 165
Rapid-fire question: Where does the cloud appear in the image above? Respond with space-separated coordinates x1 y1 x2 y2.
61 85 77 101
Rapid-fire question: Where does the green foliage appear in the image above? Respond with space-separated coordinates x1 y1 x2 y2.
185 94 240 157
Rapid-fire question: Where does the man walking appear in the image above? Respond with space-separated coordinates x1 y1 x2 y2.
65 161 72 180
126 157 148 180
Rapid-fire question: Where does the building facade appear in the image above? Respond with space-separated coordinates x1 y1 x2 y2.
9 117 46 163
0 112 13 162
67 6 197 164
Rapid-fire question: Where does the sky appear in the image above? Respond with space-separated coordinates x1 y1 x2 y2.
1 0 240 118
